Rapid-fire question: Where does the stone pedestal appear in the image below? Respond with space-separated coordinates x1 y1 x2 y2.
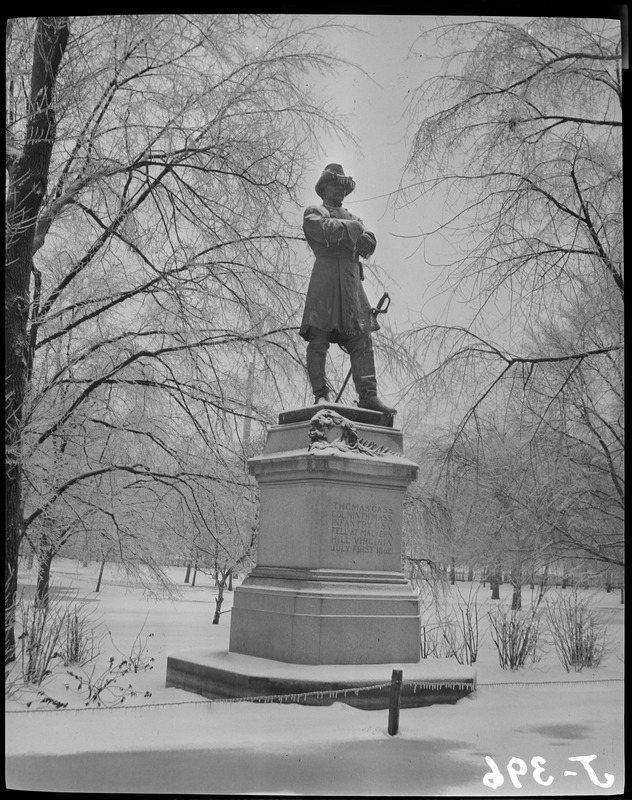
228 404 421 665
166 404 477 706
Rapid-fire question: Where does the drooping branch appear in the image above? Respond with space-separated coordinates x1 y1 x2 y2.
570 165 624 298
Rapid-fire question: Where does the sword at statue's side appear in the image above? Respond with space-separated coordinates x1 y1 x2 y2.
334 291 391 403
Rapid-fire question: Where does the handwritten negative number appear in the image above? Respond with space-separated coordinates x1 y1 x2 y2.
483 755 614 789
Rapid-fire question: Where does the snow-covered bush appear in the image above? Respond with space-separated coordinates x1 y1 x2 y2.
17 599 66 685
106 616 155 674
66 617 154 707
424 585 482 665
67 654 154 707
420 623 443 658
488 604 542 670
15 594 103 686
545 590 608 672
66 622 155 706
60 603 102 666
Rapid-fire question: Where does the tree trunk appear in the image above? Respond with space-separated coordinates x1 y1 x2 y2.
95 559 106 592
449 556 456 585
467 565 474 582
184 562 192 583
5 17 69 663
35 549 55 608
510 567 522 610
191 559 198 587
212 569 232 624
537 564 549 606
228 570 233 591
490 561 502 600
212 584 224 624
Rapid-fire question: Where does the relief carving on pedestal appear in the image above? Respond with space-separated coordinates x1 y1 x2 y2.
307 408 402 458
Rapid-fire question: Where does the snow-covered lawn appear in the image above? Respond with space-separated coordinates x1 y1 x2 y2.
6 559 624 795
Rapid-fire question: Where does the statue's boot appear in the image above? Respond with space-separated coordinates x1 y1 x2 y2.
350 348 396 415
306 346 330 404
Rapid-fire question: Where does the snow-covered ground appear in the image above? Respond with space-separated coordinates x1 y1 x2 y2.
6 559 624 795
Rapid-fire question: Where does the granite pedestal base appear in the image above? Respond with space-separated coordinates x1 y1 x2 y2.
229 567 421 665
166 649 476 710
229 408 421 665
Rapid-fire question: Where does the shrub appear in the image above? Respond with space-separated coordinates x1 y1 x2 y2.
545 590 608 672
60 603 103 666
488 605 542 670
427 585 482 665
17 595 103 683
420 623 443 658
6 594 104 708
106 616 155 673
67 657 148 707
67 625 155 707
18 600 66 685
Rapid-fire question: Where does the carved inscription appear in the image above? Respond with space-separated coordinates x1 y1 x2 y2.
330 502 394 555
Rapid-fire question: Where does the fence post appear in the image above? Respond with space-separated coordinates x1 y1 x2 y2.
388 669 403 736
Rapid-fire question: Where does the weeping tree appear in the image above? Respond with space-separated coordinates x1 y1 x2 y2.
398 16 623 571
5 14 356 661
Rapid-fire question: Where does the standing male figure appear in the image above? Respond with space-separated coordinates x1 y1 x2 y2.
299 164 396 415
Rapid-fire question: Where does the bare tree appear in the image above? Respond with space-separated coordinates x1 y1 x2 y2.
6 16 70 660
399 16 622 422
396 17 623 574
427 384 623 599
5 14 355 661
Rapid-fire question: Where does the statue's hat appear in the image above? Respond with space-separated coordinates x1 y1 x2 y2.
315 164 356 198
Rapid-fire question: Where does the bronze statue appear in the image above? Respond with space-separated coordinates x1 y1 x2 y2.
299 164 396 415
